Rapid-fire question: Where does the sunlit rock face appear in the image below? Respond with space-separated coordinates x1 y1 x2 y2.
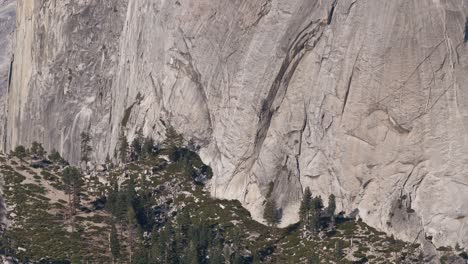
0 0 15 234
3 0 468 250
0 0 15 148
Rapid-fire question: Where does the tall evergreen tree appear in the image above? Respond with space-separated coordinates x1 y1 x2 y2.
309 209 320 234
127 206 138 262
106 182 119 214
30 141 45 158
328 194 337 230
12 145 27 160
313 196 324 210
264 199 280 227
334 240 344 261
48 148 62 163
119 131 129 163
132 244 149 264
131 136 142 161
209 239 224 264
80 132 92 165
328 194 336 216
142 136 155 158
62 166 83 218
110 224 121 262
308 252 320 264
184 241 199 264
165 125 183 149
299 187 312 226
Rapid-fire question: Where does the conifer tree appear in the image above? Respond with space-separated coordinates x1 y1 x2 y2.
131 135 142 161
209 241 224 264
308 252 320 264
299 187 312 226
309 209 320 234
264 198 280 227
62 166 83 217
132 244 149 264
48 148 62 163
142 136 155 158
335 240 344 261
110 224 121 262
165 125 183 149
30 141 45 158
328 194 336 216
80 132 92 165
118 131 129 163
314 196 324 210
12 145 27 160
127 206 137 262
328 193 337 229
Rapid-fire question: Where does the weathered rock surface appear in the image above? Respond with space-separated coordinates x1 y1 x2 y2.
0 0 15 149
0 0 15 235
2 0 468 251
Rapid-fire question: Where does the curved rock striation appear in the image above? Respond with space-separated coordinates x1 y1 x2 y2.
3 0 468 250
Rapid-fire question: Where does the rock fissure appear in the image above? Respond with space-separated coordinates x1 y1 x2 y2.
465 18 468 42
327 0 338 25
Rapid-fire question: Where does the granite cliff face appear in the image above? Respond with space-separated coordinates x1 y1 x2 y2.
0 0 15 151
0 0 15 234
2 0 468 251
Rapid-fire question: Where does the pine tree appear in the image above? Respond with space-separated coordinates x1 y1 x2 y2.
149 225 162 262
126 177 137 205
62 166 83 218
209 240 224 264
142 136 155 159
132 244 149 264
313 196 324 210
335 240 344 261
127 206 137 262
160 222 178 264
165 125 183 161
308 252 320 264
110 224 121 262
177 210 191 239
309 209 320 234
264 199 280 227
299 187 312 226
185 241 199 264
328 194 337 229
30 141 45 158
119 131 129 163
106 182 119 214
80 132 92 165
12 145 27 160
48 148 62 163
328 194 336 216
165 125 183 149
131 135 142 161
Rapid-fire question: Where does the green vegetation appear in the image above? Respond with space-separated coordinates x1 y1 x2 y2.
12 145 27 160
30 141 46 158
263 182 280 227
118 131 129 163
61 166 83 218
80 132 92 165
0 130 430 263
110 223 121 261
